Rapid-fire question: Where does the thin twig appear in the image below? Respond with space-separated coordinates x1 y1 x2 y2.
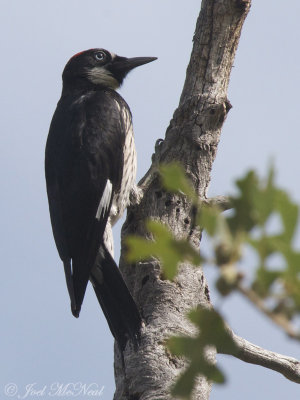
237 284 300 341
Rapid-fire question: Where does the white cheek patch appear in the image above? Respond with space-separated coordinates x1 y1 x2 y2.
87 66 119 89
96 179 112 220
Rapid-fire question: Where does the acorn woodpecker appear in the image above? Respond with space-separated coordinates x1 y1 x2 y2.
45 48 156 349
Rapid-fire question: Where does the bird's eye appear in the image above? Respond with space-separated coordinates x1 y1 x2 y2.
95 51 106 61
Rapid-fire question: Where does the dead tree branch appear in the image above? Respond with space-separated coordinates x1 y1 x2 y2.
219 327 300 384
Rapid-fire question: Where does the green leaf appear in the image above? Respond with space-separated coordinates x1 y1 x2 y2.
126 236 158 262
197 204 222 236
126 220 202 280
248 235 282 261
275 189 299 244
188 308 237 354
172 362 224 399
227 168 278 233
228 170 260 233
160 163 197 203
252 267 282 297
167 308 237 399
255 166 277 225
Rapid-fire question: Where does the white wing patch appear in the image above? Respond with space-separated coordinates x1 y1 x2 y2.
96 179 112 220
109 106 137 226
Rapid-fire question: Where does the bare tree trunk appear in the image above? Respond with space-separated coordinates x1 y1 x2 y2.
114 0 251 399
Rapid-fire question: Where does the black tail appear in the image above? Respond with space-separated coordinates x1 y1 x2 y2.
90 244 141 351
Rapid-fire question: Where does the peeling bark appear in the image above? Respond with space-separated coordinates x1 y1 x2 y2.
114 1 251 399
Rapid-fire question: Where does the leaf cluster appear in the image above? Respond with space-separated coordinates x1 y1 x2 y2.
126 163 300 398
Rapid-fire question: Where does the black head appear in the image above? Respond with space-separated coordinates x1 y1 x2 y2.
62 48 157 90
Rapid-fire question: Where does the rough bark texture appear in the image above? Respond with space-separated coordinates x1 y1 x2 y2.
114 1 251 399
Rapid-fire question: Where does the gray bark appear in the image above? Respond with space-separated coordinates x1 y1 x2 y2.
220 327 300 384
114 0 251 399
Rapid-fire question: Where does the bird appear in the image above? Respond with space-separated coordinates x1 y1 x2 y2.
45 48 157 350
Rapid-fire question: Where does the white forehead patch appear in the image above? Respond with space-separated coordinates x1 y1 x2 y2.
86 66 119 89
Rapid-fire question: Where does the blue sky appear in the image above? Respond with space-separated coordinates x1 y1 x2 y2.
1 1 300 399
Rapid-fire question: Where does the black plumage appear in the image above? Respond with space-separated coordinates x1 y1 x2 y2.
45 48 156 349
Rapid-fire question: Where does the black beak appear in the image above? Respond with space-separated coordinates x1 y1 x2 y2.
121 56 157 72
108 55 157 84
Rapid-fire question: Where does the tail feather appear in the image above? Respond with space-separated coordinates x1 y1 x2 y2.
63 260 78 317
90 245 141 350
